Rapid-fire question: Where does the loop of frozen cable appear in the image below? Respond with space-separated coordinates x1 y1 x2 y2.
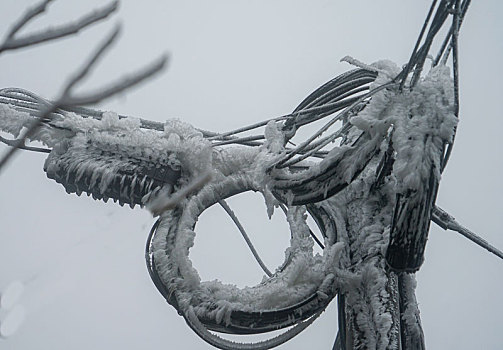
275 81 397 169
148 171 340 334
218 199 273 277
184 306 325 350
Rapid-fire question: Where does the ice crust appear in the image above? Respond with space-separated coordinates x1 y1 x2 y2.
351 62 457 192
0 58 457 347
151 170 343 325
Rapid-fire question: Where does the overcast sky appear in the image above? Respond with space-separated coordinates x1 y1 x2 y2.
0 1 502 349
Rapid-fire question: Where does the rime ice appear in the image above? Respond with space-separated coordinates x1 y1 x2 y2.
0 58 458 349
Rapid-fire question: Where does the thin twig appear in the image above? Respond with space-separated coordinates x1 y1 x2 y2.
218 199 273 277
0 24 168 173
5 0 53 40
0 1 119 53
61 54 168 106
63 25 122 95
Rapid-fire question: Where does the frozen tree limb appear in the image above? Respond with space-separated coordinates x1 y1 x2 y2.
61 25 122 97
4 0 53 40
0 0 119 54
61 55 168 106
432 206 503 261
0 24 168 172
58 23 168 107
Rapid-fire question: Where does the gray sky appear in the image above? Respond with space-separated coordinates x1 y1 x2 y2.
0 1 502 349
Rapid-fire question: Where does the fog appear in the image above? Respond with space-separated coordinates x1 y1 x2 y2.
0 1 502 349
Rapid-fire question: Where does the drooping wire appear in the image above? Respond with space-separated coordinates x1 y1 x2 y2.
218 199 273 277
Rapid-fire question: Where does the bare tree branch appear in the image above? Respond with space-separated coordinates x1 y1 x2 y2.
61 54 168 106
5 0 53 39
62 24 122 94
0 1 118 54
0 24 168 173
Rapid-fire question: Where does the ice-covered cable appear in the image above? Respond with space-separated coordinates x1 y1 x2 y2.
275 82 396 169
185 306 324 350
278 203 325 250
432 206 503 261
218 199 273 277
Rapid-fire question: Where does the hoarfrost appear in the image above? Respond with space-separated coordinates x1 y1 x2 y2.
0 56 461 348
0 105 32 138
351 61 457 193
